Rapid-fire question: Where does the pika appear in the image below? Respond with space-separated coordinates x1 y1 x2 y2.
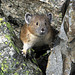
20 12 55 56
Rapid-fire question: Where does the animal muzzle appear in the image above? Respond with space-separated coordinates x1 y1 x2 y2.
40 28 46 35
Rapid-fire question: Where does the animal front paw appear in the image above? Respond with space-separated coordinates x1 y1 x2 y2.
22 49 27 57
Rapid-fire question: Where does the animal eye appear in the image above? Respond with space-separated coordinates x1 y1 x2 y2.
36 22 38 25
45 22 46 25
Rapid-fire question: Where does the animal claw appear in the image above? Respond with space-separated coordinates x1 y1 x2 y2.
21 49 27 57
23 54 26 57
22 51 24 54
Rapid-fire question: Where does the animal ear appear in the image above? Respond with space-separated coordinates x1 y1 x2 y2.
25 12 32 24
47 13 52 23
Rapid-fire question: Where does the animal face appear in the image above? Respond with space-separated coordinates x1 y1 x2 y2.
25 13 52 36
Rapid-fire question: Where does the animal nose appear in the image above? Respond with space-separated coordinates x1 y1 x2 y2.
41 28 44 32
